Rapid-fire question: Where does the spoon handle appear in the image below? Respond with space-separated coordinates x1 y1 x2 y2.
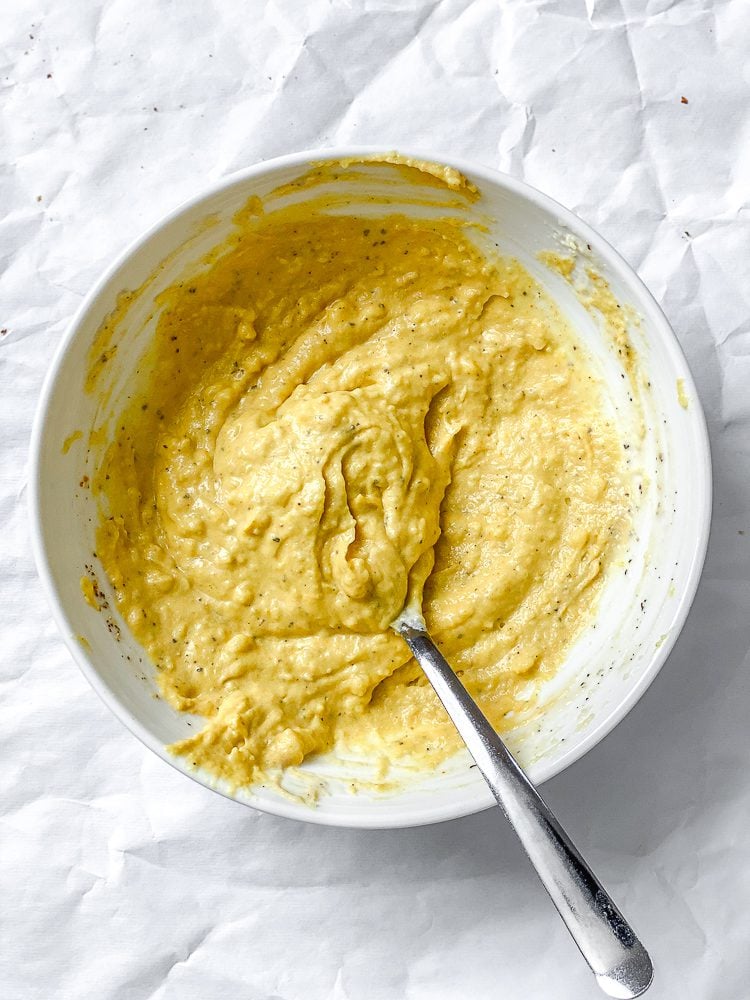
397 623 653 999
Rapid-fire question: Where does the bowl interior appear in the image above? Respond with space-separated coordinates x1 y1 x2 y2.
31 152 710 827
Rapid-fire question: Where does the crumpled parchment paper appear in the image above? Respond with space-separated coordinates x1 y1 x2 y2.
2 1 749 998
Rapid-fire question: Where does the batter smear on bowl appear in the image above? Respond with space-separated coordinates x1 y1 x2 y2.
93 182 631 788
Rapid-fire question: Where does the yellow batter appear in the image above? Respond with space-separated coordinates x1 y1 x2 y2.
93 187 630 788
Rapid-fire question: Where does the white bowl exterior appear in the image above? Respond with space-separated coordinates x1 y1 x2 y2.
29 149 711 827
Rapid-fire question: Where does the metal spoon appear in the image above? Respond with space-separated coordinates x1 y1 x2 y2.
393 612 653 999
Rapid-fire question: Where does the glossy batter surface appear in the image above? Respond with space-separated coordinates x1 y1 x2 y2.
94 198 630 787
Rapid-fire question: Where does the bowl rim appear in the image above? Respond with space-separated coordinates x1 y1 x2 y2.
28 145 713 828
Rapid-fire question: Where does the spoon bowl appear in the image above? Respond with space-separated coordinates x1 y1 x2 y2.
29 147 711 827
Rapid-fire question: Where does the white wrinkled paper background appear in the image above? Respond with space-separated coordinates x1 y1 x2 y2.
2 0 749 997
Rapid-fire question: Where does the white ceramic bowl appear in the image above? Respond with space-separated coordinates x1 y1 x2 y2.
29 148 711 828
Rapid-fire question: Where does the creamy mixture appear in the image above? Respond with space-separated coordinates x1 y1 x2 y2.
93 178 630 787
